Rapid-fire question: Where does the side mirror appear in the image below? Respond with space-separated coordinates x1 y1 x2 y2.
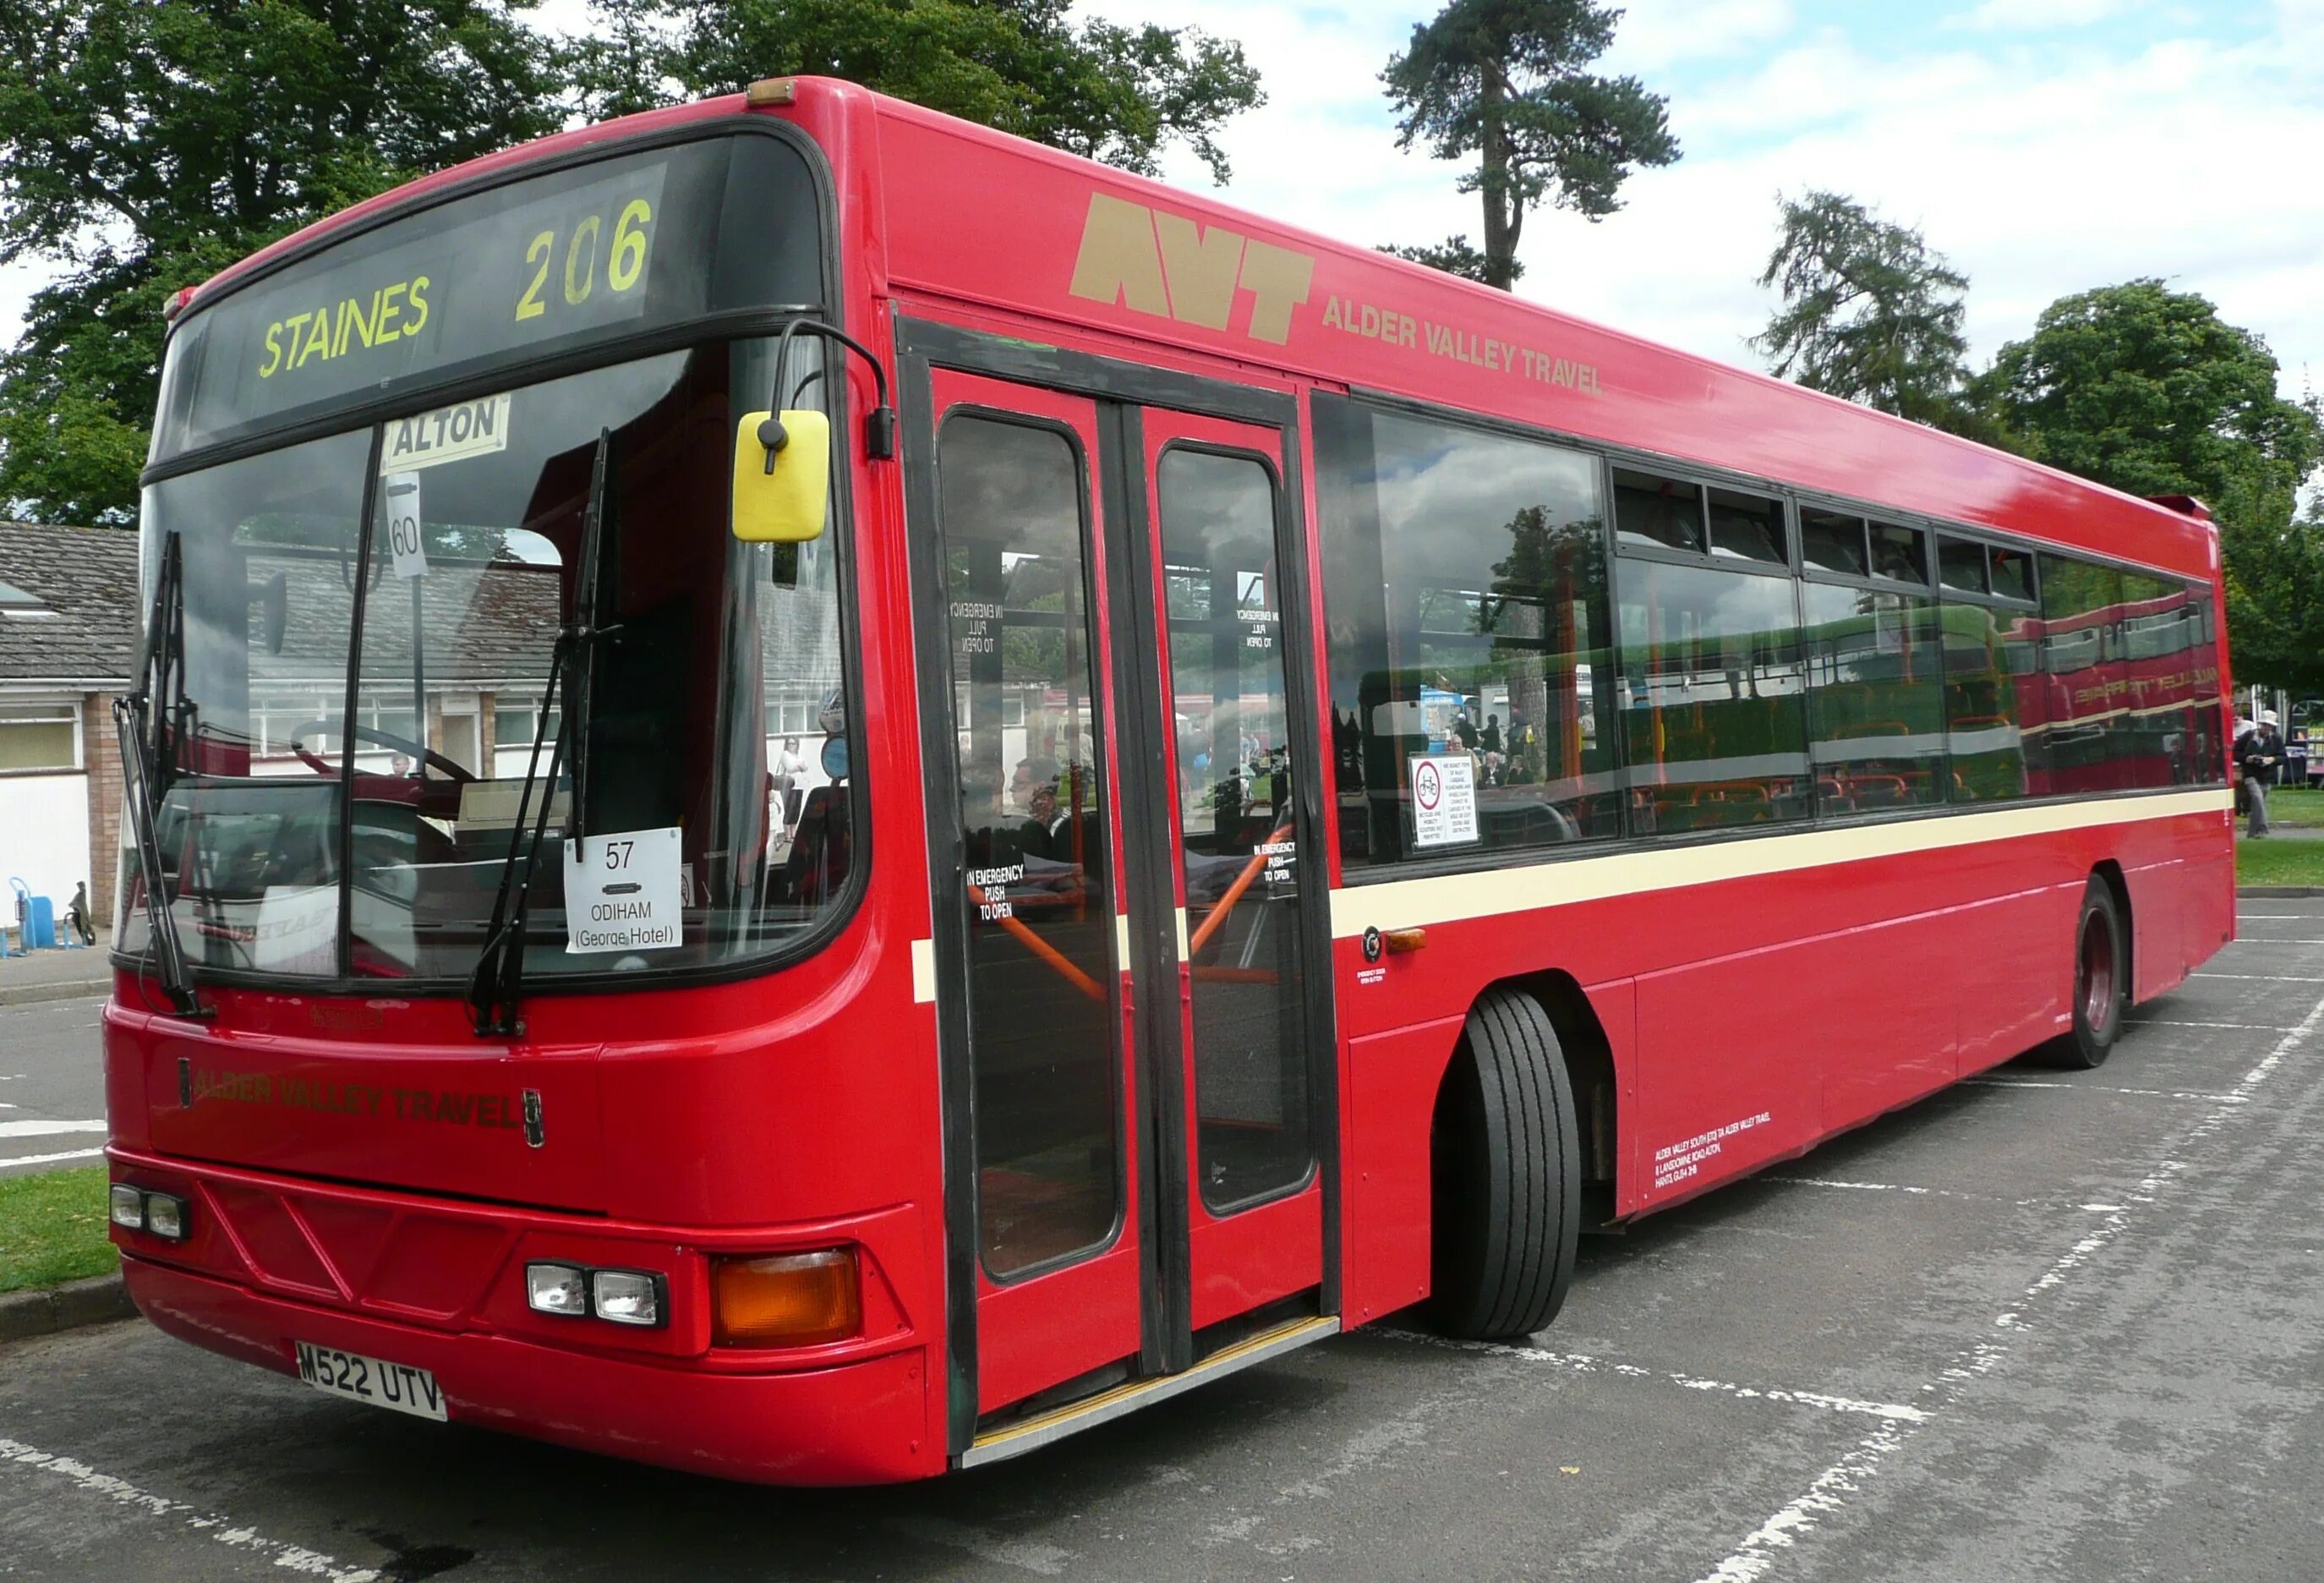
732 409 829 543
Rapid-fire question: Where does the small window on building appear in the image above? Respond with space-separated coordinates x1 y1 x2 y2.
1706 487 1787 565
1870 523 1926 583
0 705 79 771
1801 509 1869 577
1988 545 2033 602
1938 537 1988 594
1614 468 1704 554
0 579 59 622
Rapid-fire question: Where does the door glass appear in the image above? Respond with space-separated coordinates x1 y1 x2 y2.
1157 448 1313 1208
937 414 1120 1277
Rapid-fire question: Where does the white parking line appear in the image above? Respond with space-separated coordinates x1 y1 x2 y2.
0 1147 106 1169
2129 1019 2296 1031
1768 1175 1944 1197
0 1438 381 1582
1694 979 2324 1583
2192 972 2324 982
0 1119 106 1139
1389 1331 1930 1424
1963 1077 2243 1101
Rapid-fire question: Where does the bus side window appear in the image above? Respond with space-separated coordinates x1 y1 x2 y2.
1313 393 1622 868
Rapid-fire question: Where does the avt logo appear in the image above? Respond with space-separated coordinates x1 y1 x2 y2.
1067 193 1315 345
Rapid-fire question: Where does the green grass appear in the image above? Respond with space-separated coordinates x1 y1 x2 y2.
2266 786 2324 829
0 1165 121 1295
2237 835 2324 889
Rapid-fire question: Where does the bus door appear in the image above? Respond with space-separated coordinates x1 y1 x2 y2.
914 365 1332 1451
1129 410 1326 1351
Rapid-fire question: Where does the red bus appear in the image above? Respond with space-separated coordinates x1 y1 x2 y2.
103 76 2236 1484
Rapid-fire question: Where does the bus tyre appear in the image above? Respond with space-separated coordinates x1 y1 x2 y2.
1429 988 1582 1340
2047 878 2127 1071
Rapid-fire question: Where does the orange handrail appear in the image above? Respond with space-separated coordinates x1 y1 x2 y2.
966 883 1107 1002
1187 824 1293 958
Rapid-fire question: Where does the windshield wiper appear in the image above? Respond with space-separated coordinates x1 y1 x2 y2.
468 429 616 1038
112 531 207 1019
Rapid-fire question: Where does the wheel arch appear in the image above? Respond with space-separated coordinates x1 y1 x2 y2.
1430 969 1622 1219
2092 857 2134 1002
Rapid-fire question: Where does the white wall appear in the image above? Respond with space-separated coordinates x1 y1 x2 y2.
0 772 93 920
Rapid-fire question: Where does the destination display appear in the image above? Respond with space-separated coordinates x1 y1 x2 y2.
156 131 823 456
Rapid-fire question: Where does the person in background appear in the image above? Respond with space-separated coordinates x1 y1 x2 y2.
771 735 807 829
66 882 96 946
2236 710 2285 837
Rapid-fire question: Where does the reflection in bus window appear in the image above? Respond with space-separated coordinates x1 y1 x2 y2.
1315 396 1621 868
2038 553 2127 794
1802 583 1945 813
1616 561 1811 830
336 342 853 981
118 431 371 977
1157 447 1313 1209
936 414 1119 1278
1941 601 2043 802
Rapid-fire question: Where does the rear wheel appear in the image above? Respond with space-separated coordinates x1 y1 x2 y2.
2045 878 2127 1070
1429 988 1581 1339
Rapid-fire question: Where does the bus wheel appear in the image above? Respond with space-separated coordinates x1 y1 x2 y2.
1429 988 1582 1340
2046 878 2127 1071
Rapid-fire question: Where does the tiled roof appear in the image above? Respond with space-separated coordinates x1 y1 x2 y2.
0 521 140 687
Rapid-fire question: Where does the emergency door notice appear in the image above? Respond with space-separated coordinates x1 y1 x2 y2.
1408 753 1479 848
563 826 683 953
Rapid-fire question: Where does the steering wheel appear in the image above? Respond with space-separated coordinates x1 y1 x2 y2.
286 719 478 783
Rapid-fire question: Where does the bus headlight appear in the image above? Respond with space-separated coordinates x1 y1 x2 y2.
142 1192 189 1241
112 1185 189 1240
525 1262 589 1317
589 1268 664 1328
525 1261 667 1328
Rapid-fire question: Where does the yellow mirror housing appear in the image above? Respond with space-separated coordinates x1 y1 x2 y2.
732 409 829 543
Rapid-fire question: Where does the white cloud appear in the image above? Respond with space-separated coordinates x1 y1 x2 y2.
1081 2 2324 430
1960 0 2132 30
1602 0 1796 69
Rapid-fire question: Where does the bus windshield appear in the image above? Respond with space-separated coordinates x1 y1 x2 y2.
118 337 856 985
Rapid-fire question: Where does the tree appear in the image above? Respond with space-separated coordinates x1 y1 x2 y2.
2221 497 2324 695
1975 281 2324 690
0 0 565 523
1976 281 2320 509
575 0 1263 183
1750 190 1972 429
1378 234 1513 286
1381 0 1678 292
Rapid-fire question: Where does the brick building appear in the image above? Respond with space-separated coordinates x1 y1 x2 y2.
0 521 138 928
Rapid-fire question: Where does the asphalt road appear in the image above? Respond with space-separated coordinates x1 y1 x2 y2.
6 903 2324 1580
0 995 107 1176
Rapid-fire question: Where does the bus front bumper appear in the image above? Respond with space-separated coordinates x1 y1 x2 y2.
122 1257 939 1486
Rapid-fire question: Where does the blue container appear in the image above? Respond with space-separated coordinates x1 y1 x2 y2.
22 895 57 950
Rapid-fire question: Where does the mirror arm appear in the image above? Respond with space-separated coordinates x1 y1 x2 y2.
770 316 895 461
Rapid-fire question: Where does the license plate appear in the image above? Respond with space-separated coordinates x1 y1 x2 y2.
292 1340 446 1421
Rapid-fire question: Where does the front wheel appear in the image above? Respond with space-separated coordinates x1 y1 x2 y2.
1429 989 1581 1339
2045 878 2127 1070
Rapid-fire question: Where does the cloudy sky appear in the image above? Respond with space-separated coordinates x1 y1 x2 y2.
1080 0 2322 415
3 0 2316 421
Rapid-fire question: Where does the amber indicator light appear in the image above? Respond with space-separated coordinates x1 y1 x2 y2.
711 1248 861 1347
